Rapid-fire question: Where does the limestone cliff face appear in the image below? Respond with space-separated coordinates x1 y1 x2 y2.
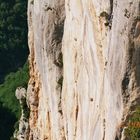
27 0 140 140
15 87 29 140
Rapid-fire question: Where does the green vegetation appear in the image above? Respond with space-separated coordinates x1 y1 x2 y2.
0 62 29 118
10 137 18 140
0 62 29 139
0 0 28 139
0 0 28 83
125 107 140 139
100 11 109 20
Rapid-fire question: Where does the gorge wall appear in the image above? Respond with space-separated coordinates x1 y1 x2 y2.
27 0 140 139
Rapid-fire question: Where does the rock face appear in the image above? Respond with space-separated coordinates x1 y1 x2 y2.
27 0 140 140
15 87 29 140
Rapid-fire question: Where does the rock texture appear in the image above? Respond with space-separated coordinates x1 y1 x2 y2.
15 87 29 140
27 0 140 139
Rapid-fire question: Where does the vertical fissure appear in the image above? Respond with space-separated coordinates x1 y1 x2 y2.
102 118 106 140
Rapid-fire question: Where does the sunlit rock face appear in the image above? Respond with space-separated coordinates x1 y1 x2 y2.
27 0 65 139
27 0 140 139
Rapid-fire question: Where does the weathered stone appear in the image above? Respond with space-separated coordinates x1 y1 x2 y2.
14 87 29 140
16 87 26 100
27 0 140 140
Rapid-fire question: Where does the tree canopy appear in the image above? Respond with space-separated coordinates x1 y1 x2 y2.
0 0 29 139
0 0 28 83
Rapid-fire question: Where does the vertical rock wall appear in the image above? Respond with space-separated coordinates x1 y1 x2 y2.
27 0 65 139
27 0 140 139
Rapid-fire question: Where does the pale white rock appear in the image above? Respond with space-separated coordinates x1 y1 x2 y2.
27 0 140 140
15 87 29 140
16 87 26 100
15 117 29 140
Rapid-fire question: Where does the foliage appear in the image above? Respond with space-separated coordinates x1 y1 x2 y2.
0 0 28 139
0 62 29 139
0 62 29 118
125 107 140 139
100 11 109 20
0 0 28 83
10 137 18 140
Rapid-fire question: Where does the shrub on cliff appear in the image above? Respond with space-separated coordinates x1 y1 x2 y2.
0 62 29 139
125 107 140 139
0 62 29 118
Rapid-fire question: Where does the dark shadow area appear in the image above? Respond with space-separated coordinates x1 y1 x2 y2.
0 0 29 83
0 0 29 139
135 47 140 86
0 47 28 83
0 102 17 140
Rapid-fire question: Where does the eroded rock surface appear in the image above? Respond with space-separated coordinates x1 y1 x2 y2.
15 87 29 140
27 0 140 139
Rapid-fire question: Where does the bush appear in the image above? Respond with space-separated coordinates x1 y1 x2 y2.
0 62 29 139
125 107 140 139
0 62 29 118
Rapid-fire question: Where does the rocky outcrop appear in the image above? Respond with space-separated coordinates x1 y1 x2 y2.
27 0 140 140
27 0 65 139
14 87 29 140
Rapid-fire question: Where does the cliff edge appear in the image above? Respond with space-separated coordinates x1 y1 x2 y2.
27 0 140 139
